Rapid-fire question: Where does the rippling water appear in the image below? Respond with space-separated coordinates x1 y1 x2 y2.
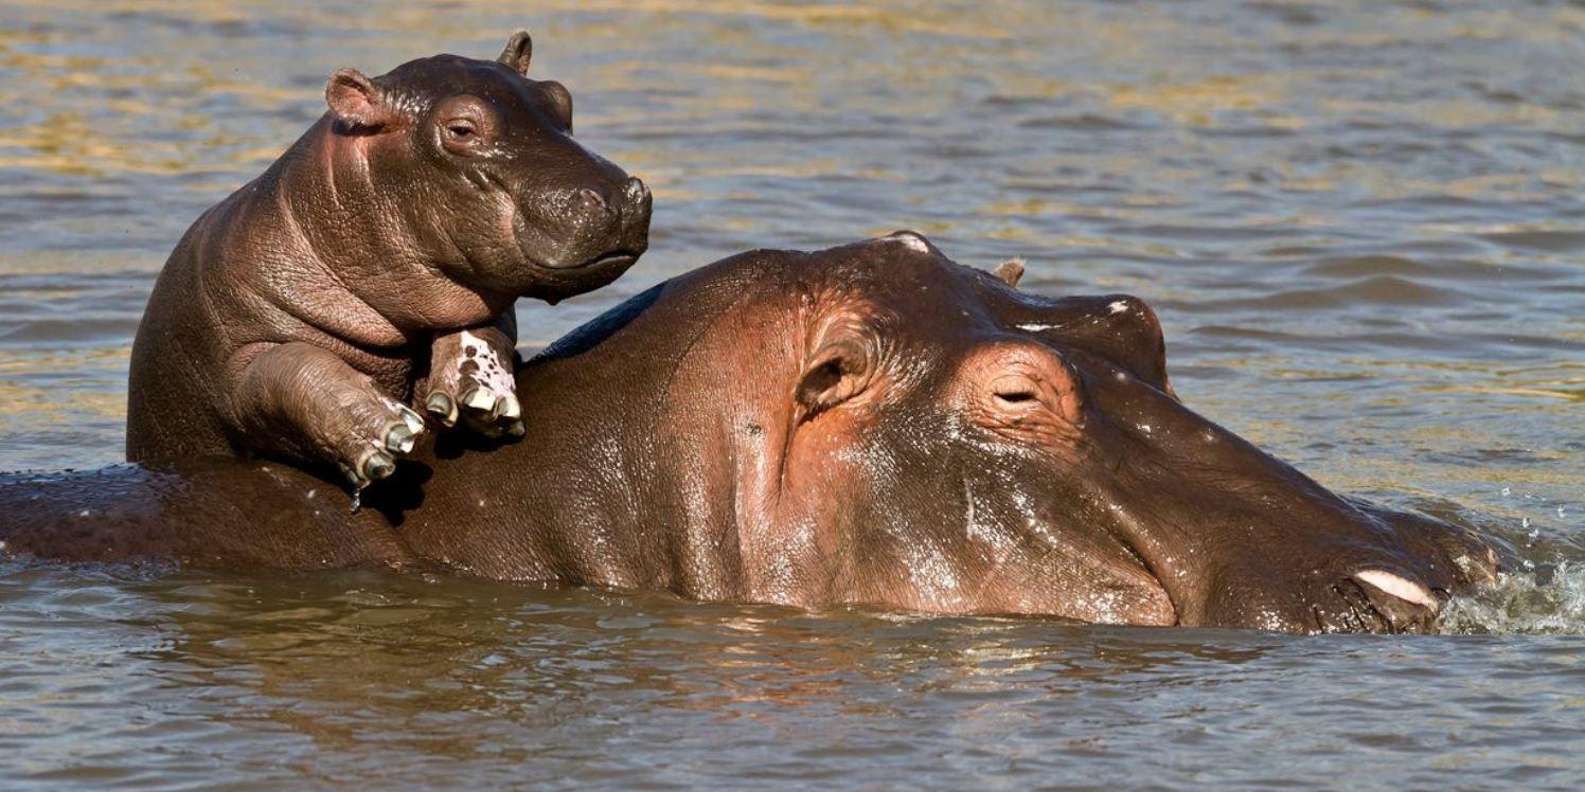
1 1 1583 788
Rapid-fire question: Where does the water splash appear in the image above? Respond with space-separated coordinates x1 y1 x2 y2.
1440 562 1585 635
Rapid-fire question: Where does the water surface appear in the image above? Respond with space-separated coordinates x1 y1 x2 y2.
1 1 1583 788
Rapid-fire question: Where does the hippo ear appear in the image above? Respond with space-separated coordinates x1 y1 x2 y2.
541 80 574 132
795 335 873 419
324 68 393 130
497 30 533 76
991 258 1025 288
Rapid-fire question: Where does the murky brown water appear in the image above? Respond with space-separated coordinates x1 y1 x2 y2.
2 1 1584 788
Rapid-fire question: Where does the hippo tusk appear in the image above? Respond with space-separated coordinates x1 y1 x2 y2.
991 258 1024 288
1354 569 1439 610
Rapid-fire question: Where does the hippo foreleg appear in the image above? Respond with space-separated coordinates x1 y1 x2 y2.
229 342 425 490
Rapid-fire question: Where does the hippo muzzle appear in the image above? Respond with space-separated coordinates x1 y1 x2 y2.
1061 369 1501 633
519 174 652 272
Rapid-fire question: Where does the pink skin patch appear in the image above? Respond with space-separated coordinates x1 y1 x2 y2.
459 330 515 395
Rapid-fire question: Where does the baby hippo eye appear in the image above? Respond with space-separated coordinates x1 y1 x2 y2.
432 95 497 153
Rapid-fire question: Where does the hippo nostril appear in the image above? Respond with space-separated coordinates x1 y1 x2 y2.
572 187 608 215
622 177 649 206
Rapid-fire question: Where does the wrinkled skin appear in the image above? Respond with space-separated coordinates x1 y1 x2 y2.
5 235 1498 633
125 31 652 488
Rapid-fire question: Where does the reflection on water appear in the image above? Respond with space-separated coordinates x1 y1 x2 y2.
6 562 1585 788
1 0 1583 787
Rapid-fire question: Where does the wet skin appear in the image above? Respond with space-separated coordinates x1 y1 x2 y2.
124 32 652 489
2 234 1499 634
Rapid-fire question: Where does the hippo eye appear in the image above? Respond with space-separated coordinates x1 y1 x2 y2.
444 119 477 140
993 388 1039 407
988 372 1046 412
961 346 1085 442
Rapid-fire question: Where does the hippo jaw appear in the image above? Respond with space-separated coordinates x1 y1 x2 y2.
1044 346 1502 634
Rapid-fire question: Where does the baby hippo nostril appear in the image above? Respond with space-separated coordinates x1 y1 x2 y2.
622 177 650 207
571 186 608 215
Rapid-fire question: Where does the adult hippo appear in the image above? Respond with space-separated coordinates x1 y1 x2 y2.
0 234 1499 633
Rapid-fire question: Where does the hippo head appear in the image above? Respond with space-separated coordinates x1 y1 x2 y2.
637 233 1499 633
319 31 650 306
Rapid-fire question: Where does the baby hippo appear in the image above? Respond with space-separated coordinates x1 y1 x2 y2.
125 32 651 490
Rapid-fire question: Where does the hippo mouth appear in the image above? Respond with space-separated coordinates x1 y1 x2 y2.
507 211 646 273
1089 500 1483 633
568 250 641 271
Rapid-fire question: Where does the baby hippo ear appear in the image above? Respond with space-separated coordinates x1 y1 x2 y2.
497 30 533 76
991 258 1025 288
325 68 393 130
541 80 573 131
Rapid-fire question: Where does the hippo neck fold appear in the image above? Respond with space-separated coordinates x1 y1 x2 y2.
382 258 808 598
374 280 697 585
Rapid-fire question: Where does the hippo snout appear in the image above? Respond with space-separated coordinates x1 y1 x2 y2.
567 177 649 219
533 176 652 270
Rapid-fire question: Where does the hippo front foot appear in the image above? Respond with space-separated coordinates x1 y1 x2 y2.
338 398 427 494
423 323 524 440
228 341 430 503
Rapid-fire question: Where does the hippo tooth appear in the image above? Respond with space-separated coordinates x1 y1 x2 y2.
1354 570 1439 610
